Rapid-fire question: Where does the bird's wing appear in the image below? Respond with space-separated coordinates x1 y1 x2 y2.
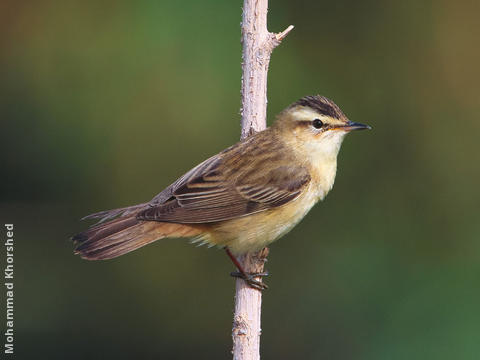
137 157 311 224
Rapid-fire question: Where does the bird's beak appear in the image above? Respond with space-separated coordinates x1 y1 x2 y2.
334 121 371 132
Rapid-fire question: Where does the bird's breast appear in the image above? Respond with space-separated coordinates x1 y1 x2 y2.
309 157 338 201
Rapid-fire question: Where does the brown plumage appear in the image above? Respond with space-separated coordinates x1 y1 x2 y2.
73 217 203 260
72 95 370 261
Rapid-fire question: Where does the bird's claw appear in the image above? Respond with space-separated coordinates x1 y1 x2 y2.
230 271 269 290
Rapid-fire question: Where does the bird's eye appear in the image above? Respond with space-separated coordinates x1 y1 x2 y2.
312 119 324 129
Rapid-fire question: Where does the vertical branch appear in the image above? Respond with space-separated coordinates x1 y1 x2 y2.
240 1 294 139
233 1 293 359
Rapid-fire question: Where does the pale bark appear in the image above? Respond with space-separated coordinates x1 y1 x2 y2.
232 1 293 359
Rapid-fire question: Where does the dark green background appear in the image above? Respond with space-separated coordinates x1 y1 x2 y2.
1 1 479 359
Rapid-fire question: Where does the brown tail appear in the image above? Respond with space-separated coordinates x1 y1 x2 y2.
73 216 203 260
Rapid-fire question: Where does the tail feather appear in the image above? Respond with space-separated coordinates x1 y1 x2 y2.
81 203 149 224
73 216 204 260
74 216 139 245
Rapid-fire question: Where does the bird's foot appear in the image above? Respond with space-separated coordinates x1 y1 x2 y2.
230 271 269 290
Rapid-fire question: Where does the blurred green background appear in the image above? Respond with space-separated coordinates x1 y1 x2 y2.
1 0 479 359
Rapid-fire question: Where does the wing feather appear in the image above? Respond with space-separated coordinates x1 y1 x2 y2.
137 158 311 224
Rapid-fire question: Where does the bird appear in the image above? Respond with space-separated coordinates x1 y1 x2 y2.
72 95 370 289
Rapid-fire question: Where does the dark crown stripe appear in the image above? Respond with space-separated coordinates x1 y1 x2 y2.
290 95 345 120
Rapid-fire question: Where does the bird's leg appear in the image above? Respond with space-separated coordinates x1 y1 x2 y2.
225 248 269 290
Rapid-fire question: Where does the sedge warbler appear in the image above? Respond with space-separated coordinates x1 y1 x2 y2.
73 95 370 289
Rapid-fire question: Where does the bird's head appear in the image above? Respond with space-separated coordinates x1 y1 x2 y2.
273 95 371 161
